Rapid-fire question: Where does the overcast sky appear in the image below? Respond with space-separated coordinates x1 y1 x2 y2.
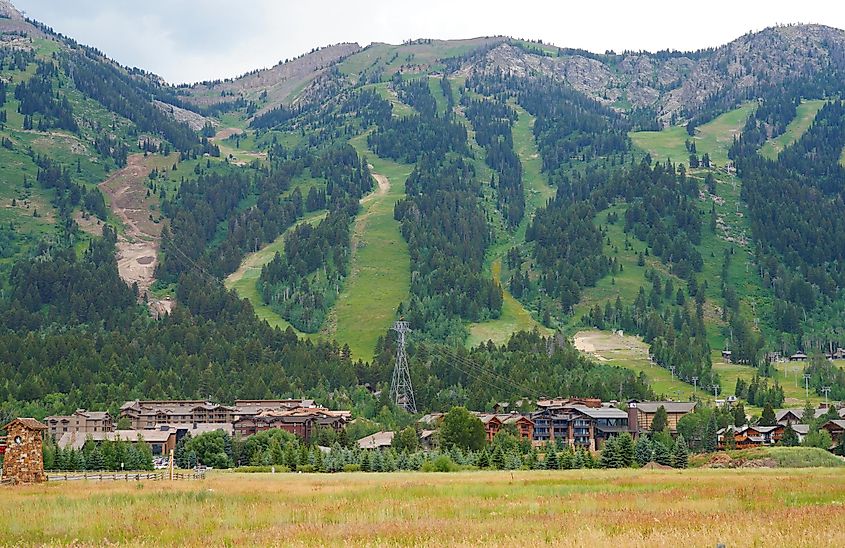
12 0 845 84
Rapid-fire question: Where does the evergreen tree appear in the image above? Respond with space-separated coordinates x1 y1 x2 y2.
634 436 654 466
616 433 634 467
651 405 669 433
653 442 672 466
760 403 777 427
703 413 719 452
781 421 800 447
672 434 689 468
490 445 505 470
544 447 559 470
733 403 747 427
86 446 104 471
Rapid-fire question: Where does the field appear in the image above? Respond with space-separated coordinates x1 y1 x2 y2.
467 104 555 346
329 135 414 359
224 210 327 336
759 99 826 160
573 329 826 410
3 469 845 546
629 102 756 167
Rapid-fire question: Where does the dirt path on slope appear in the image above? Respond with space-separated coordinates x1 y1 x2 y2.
99 154 171 314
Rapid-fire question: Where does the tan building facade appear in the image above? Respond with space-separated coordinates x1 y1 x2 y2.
45 410 113 439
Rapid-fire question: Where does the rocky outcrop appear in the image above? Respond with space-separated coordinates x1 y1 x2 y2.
461 25 845 124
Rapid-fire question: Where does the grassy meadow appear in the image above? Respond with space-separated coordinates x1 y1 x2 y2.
467 104 555 347
759 99 826 160
3 469 845 546
224 211 327 337
329 134 414 359
630 102 756 167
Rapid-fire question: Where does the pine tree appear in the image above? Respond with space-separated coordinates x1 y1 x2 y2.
544 447 559 470
476 449 489 469
616 433 634 467
781 421 800 447
600 437 620 468
733 403 747 427
490 445 505 470
703 413 718 452
87 446 105 471
760 403 777 426
651 405 669 433
634 436 654 466
654 442 672 466
672 434 689 468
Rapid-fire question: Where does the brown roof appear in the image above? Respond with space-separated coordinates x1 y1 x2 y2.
632 402 696 414
3 418 48 431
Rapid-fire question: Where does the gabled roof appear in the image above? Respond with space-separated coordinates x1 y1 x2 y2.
632 402 696 414
357 431 394 449
572 406 628 419
3 418 48 431
822 419 845 430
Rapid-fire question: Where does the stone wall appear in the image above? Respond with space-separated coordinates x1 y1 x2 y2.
1 420 47 484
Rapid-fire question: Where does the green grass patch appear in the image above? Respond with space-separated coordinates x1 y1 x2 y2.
759 99 826 160
630 102 756 167
326 134 413 359
224 210 327 337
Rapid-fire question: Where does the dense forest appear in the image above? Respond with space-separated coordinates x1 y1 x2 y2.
731 100 845 397
396 155 503 344
463 96 525 226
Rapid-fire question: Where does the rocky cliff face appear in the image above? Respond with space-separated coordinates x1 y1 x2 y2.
183 42 362 111
460 25 845 124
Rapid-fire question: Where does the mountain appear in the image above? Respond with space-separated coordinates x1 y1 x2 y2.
2 0 845 421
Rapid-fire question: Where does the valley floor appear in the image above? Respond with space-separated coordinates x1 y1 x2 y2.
3 469 844 546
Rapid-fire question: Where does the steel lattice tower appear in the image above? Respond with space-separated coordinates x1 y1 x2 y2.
390 320 416 413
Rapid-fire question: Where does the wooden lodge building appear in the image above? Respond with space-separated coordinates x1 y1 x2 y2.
232 408 351 441
627 401 697 434
531 404 629 451
45 410 114 439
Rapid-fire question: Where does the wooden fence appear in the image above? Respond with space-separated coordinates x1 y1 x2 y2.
46 470 206 482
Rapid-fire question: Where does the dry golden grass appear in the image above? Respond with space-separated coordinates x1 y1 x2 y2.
2 469 845 546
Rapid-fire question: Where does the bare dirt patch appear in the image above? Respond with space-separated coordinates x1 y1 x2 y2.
73 211 104 237
573 330 651 363
214 128 244 141
98 154 168 304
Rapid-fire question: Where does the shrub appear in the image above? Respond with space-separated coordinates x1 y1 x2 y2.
421 455 459 472
342 464 362 473
296 464 316 473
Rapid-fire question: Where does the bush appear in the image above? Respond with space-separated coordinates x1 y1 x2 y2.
233 465 291 473
296 464 316 473
421 455 459 472
342 464 362 473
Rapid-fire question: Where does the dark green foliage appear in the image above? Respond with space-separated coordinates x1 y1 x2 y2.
259 209 353 332
634 436 653 465
650 406 669 433
672 434 689 468
732 100 845 343
653 441 672 466
439 407 485 451
14 61 78 132
391 426 419 453
781 422 800 447
463 97 525 226
61 50 208 155
396 156 502 340
703 413 719 452
616 433 634 467
759 403 777 427
544 446 559 470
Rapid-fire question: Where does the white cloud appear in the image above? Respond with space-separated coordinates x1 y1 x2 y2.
13 0 845 83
